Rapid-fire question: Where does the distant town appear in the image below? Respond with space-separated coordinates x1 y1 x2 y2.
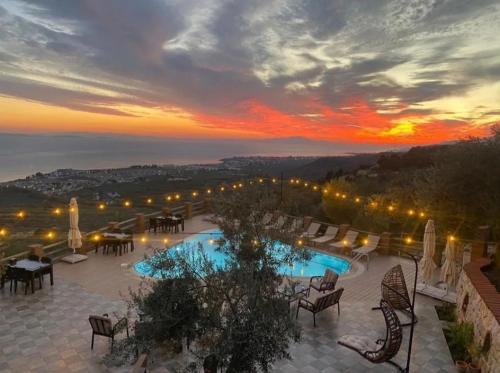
1 156 318 196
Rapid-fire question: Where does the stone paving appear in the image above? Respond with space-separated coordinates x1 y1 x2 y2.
0 215 457 372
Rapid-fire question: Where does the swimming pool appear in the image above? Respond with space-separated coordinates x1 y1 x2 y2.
135 229 351 278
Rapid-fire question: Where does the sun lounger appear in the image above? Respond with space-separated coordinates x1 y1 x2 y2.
312 226 339 244
262 213 273 225
266 215 285 230
288 218 303 233
330 230 359 251
351 235 380 269
301 222 321 238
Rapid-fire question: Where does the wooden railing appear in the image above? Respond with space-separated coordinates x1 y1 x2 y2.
0 201 207 264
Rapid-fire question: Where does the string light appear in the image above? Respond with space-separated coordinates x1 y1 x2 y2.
341 194 346 199
166 195 172 202
405 237 413 244
163 238 169 244
98 203 106 210
124 201 131 207
313 185 318 191
342 239 348 246
259 178 264 183
208 239 215 244
175 194 181 200
206 189 212 194
252 239 259 246
363 238 369 245
192 191 198 197
46 231 55 239
335 192 340 198
407 209 415 216
419 211 426 218
0 228 7 237
238 183 243 188
449 235 456 242
296 239 304 246
387 205 395 212
355 197 361 203
304 182 309 187
146 198 153 204
92 234 101 241
272 178 277 183
53 208 62 215
232 184 237 189
220 186 225 192
322 188 328 194
16 211 26 219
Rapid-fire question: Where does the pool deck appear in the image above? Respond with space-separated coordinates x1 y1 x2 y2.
0 214 457 372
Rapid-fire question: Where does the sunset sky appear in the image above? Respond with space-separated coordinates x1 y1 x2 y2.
1 0 500 147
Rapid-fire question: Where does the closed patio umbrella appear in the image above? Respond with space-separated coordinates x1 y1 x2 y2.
68 197 82 254
419 219 436 285
440 236 458 286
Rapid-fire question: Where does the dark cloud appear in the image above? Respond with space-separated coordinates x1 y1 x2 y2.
0 0 499 132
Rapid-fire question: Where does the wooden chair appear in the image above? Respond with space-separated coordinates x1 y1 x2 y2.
296 288 344 327
89 314 129 351
338 299 403 371
308 268 339 296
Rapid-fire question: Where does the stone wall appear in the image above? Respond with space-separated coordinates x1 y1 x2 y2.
456 259 500 373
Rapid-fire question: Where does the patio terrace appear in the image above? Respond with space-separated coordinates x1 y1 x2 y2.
0 214 457 373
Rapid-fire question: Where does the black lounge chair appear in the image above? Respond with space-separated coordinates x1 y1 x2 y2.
338 299 404 372
372 264 417 326
88 314 129 351
296 287 344 327
308 268 339 296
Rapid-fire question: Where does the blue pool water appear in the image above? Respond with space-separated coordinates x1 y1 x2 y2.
135 229 351 278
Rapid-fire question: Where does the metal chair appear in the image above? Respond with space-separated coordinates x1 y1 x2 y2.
338 299 404 371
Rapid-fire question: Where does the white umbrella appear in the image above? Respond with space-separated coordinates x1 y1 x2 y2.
419 219 437 285
440 236 458 286
68 197 82 254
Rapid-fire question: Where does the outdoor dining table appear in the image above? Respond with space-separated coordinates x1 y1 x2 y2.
3 259 53 294
94 233 134 256
151 216 185 233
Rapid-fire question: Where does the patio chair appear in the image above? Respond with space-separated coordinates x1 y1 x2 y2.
10 268 33 295
296 288 344 327
89 314 129 351
301 222 321 238
351 235 380 269
308 268 339 296
330 230 359 252
312 226 339 244
28 254 40 262
372 265 417 327
148 218 157 232
338 299 403 372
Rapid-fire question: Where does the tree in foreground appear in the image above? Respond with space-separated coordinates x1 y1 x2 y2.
114 184 308 372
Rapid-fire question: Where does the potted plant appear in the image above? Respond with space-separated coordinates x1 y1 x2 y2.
467 342 482 373
447 322 474 372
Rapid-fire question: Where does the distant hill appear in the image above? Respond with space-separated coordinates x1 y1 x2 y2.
289 153 381 180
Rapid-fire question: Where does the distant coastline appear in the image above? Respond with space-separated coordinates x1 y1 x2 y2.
0 132 397 182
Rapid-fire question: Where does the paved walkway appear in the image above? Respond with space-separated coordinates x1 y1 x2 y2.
0 215 457 372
